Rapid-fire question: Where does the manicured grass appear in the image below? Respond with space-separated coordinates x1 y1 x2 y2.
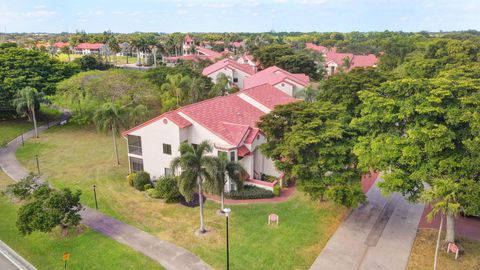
0 119 33 147
16 124 347 269
0 172 164 270
407 229 480 270
0 107 62 147
55 53 81 62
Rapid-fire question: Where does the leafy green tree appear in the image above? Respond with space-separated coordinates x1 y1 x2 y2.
12 87 47 138
4 174 45 200
73 55 109 71
129 104 148 126
209 73 231 97
253 44 294 68
171 141 215 234
353 67 480 242
0 48 77 118
16 186 82 236
93 102 126 165
276 53 319 80
258 101 365 207
60 45 72 61
421 178 461 269
206 156 247 211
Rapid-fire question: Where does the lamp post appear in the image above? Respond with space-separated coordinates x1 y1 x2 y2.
35 155 40 174
93 185 98 210
223 208 231 270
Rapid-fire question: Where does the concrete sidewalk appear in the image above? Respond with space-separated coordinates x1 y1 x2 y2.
0 240 36 270
0 112 211 270
310 177 424 270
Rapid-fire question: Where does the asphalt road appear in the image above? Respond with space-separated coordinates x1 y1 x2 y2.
0 252 19 270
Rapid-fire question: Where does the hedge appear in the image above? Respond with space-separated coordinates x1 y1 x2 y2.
226 185 274 200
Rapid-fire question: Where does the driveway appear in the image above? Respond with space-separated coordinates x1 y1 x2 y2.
310 176 424 270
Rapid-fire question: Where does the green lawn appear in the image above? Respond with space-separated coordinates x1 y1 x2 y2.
408 229 480 270
0 172 164 270
0 107 62 147
16 124 346 269
55 53 82 62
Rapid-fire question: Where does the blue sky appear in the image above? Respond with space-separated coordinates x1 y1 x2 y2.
0 0 478 33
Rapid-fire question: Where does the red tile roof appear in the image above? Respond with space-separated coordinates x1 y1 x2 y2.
54 42 69 48
184 34 193 43
237 145 251 157
244 66 310 89
202 59 256 76
195 46 222 58
306 42 378 70
240 83 299 110
75 43 104 50
123 84 298 146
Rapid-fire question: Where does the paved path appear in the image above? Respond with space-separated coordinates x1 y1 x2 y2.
0 241 36 270
0 112 211 270
310 176 424 270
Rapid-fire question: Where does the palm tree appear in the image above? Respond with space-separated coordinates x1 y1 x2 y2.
161 74 191 107
208 73 231 97
12 87 46 138
206 156 247 211
421 178 461 270
129 104 148 126
171 141 215 234
107 36 121 65
188 77 206 104
341 57 352 71
296 85 319 102
93 102 125 165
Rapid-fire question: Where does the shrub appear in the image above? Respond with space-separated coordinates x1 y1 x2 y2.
127 172 137 187
226 185 274 200
273 185 281 197
144 184 152 190
146 188 160 198
261 173 277 183
133 171 151 191
154 176 182 203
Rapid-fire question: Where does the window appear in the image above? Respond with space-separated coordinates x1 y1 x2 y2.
233 78 238 83
163 144 172 155
230 151 236 161
191 143 198 151
127 135 142 155
164 168 172 176
130 157 144 172
218 151 227 160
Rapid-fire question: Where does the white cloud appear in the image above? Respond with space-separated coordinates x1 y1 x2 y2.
177 9 189 15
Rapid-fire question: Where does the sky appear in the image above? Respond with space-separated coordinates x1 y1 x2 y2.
0 0 478 33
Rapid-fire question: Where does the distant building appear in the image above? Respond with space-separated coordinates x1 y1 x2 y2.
163 35 226 64
244 66 310 97
74 43 104 55
306 43 378 75
236 53 259 71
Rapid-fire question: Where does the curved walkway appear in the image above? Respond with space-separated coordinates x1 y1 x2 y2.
0 111 211 270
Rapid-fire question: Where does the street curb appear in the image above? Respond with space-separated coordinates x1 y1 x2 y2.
0 240 37 270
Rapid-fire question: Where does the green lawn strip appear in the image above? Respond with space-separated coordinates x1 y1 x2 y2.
407 229 480 270
15 123 347 269
0 172 164 270
0 107 62 147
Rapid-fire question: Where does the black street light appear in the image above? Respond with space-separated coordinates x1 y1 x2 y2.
35 155 40 174
224 208 231 270
93 185 98 210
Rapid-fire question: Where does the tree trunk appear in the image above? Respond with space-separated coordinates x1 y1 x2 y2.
153 49 157 67
112 127 120 165
32 107 38 138
434 215 443 270
137 49 141 65
198 176 206 233
445 213 455 243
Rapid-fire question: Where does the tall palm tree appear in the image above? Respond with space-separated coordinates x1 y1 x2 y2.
161 74 191 107
208 73 231 97
93 102 125 165
296 85 319 102
171 141 215 234
12 87 46 138
206 156 247 211
421 178 461 270
188 77 206 104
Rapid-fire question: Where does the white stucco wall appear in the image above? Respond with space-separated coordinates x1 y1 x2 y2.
274 78 306 97
127 117 181 179
207 67 250 89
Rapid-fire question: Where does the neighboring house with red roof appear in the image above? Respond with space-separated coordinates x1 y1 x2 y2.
306 42 378 75
244 66 310 97
236 53 259 71
202 59 256 89
163 35 225 64
74 43 104 55
122 83 298 191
